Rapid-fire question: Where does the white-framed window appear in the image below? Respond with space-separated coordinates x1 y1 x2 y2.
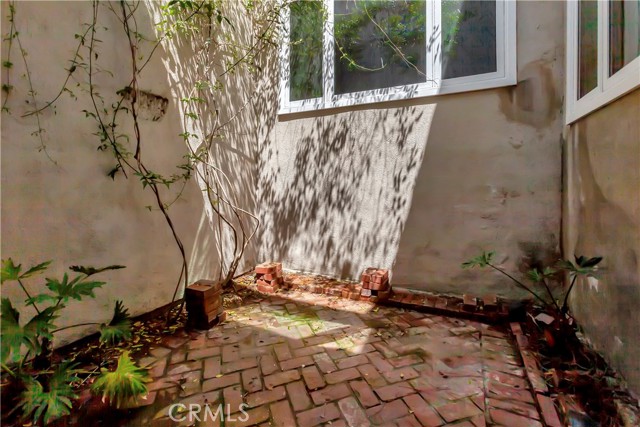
279 0 517 115
566 0 640 124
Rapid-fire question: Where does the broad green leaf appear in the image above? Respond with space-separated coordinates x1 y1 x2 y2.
17 362 78 425
99 300 131 344
25 293 58 305
69 264 126 277
461 251 495 269
91 351 150 408
45 273 105 301
20 261 52 279
1 299 59 363
1 258 21 283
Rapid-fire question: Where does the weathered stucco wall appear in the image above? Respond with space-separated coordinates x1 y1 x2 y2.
257 1 565 298
0 1 225 346
563 89 640 394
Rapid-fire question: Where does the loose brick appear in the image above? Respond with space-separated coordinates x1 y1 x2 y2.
311 382 351 405
255 262 279 275
280 355 313 371
270 399 296 427
338 396 369 427
403 393 444 426
242 367 262 393
325 368 361 384
302 365 326 390
374 381 415 401
350 380 379 408
264 369 301 389
286 380 312 411
296 403 341 427
245 386 286 408
202 372 240 392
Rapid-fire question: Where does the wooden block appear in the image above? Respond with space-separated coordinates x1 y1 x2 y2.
186 280 223 301
483 294 498 311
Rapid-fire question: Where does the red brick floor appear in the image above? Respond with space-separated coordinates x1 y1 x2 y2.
131 291 545 426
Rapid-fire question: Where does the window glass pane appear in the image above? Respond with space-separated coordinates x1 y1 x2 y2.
609 0 640 76
579 1 598 98
333 1 427 95
441 0 497 79
290 1 323 102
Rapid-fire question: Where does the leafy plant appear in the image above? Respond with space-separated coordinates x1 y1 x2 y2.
91 351 150 408
16 362 79 425
1 258 147 424
462 251 603 319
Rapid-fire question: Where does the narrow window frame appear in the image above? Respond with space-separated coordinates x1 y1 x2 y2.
279 0 517 115
566 0 640 124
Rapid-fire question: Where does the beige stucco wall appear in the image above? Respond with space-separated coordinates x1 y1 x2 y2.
563 89 640 394
0 1 228 346
257 1 565 298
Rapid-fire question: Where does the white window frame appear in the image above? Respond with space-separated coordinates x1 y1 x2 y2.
566 0 640 124
279 0 517 115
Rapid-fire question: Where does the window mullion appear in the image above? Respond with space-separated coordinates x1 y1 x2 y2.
597 0 607 93
280 5 291 110
323 0 334 107
430 0 442 88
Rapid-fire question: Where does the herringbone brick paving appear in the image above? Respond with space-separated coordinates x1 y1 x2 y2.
132 290 545 426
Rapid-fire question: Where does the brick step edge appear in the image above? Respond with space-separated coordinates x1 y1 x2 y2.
510 322 564 427
381 289 510 324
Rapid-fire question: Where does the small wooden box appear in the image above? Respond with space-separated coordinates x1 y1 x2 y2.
186 280 224 329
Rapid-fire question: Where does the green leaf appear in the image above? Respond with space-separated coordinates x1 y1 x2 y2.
69 264 126 277
526 269 543 283
17 362 78 425
91 351 150 408
461 251 495 269
99 300 131 344
45 273 105 301
25 293 58 305
1 258 21 283
1 299 59 363
577 256 603 268
20 261 52 279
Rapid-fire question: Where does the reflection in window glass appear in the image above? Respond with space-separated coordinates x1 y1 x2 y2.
290 1 323 102
333 1 427 95
609 0 640 76
579 1 598 98
441 0 497 79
